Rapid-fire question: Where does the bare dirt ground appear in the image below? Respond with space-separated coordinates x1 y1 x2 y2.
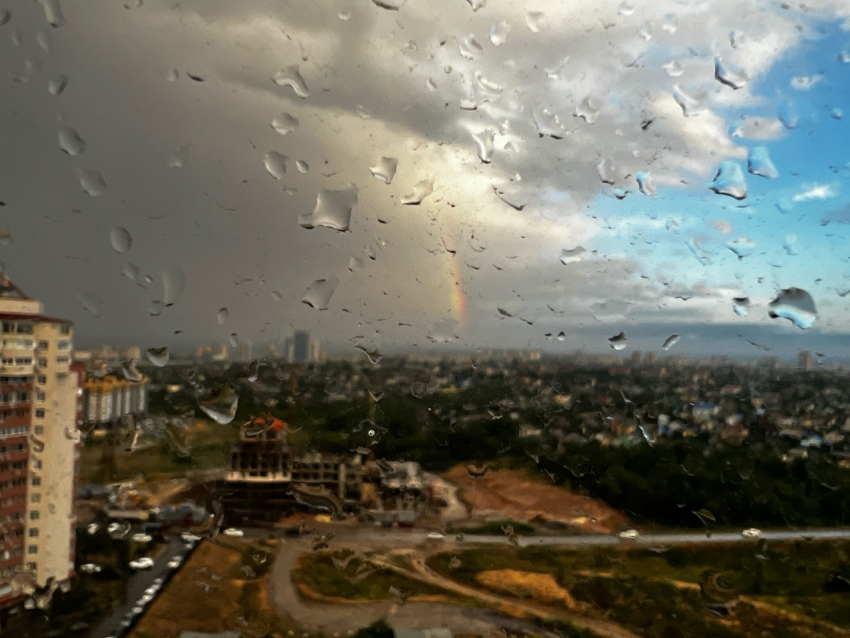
475 570 583 611
443 466 627 534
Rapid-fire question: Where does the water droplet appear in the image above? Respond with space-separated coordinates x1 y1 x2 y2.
575 97 600 124
199 385 239 425
426 78 437 91
48 75 68 95
264 152 289 179
38 0 65 28
372 0 406 8
121 359 143 382
58 126 86 155
401 178 434 205
618 2 635 16
709 161 747 200
460 71 502 110
831 108 843 120
783 234 798 256
9 59 35 83
768 288 818 329
747 146 778 180
778 100 799 129
661 13 678 33
489 20 511 46
123 262 139 282
662 334 679 351
839 51 850 63
544 56 570 79
161 266 185 306
348 256 364 272
638 21 653 40
36 30 51 52
559 246 586 264
247 359 263 382
466 0 485 10
726 236 755 259
229 333 239 348
556 331 566 341
272 113 299 136
472 128 495 163
217 307 229 325
635 171 655 196
714 57 748 89
0 9 9 25
10 28 22 46
146 347 169 367
525 11 547 33
77 291 102 317
339 10 351 20
608 332 628 351
164 68 179 82
597 159 617 185
110 227 132 254
272 66 309 98
167 143 190 168
302 275 339 311
300 186 358 231
271 291 282 301
732 297 750 316
458 34 482 60
78 168 107 196
369 157 398 184
532 108 565 138
663 60 684 77
355 344 382 364
672 85 707 117
296 160 309 173
428 318 459 343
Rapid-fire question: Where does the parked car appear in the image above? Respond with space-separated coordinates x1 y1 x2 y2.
167 556 182 569
426 532 445 540
618 529 640 540
86 523 99 535
222 528 244 537
128 557 154 570
180 532 201 542
131 533 153 543
742 528 762 539
79 563 102 574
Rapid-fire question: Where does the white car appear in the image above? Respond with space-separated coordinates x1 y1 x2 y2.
139 593 154 604
131 533 153 543
128 557 154 570
426 532 445 540
79 563 102 574
180 532 201 542
144 586 158 596
742 528 762 539
86 523 99 535
107 522 121 534
619 529 640 540
132 605 144 615
167 557 182 569
222 528 244 537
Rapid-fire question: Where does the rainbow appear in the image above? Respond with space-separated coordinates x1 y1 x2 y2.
449 257 468 325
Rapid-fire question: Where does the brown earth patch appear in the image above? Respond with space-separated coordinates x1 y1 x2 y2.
475 569 584 611
444 465 627 534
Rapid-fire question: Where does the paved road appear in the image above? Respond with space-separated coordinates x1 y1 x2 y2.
88 537 188 638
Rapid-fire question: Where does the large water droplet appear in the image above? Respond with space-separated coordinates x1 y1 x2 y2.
272 66 309 98
714 57 748 89
370 157 398 184
635 171 655 196
167 143 190 168
161 266 185 306
264 152 289 179
661 13 678 33
768 288 817 329
36 30 51 52
778 100 799 129
460 71 502 110
110 227 132 254
428 318 459 343
217 307 229 325
489 20 511 46
272 113 299 136
783 234 797 256
229 333 239 348
48 75 68 95
726 236 755 259
618 1 635 16
532 108 565 139
709 161 747 200
146 347 169 367
122 359 143 382
466 0 485 10
608 332 628 351
472 128 495 163
247 359 263 382
9 58 34 83
559 246 586 264
300 186 358 231
732 297 750 316
525 11 547 32
302 275 339 310
458 35 483 61
839 51 850 63
78 168 107 196
348 257 364 272
38 0 65 28
296 160 309 174
199 385 239 425
662 334 679 351
371 0 406 9
544 56 570 79
0 9 9 25
355 344 383 364
575 97 600 124
401 178 434 205
597 159 617 185
672 85 707 117
747 146 778 180
663 60 684 77
58 126 86 155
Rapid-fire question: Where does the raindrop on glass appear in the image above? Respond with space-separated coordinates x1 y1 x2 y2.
672 85 707 117
199 385 239 425
831 108 843 120
709 161 747 200
272 66 310 99
272 113 299 136
167 143 190 168
618 2 635 16
78 168 107 196
660 13 678 33
48 75 68 95
300 186 358 231
768 288 818 329
489 20 511 46
559 247 586 264
264 152 289 179
296 160 309 173
401 178 434 205
217 307 229 325
608 332 628 351
161 266 185 306
38 0 65 28
302 275 339 311
110 227 132 254
714 57 748 89
466 0 485 11
229 333 239 348
348 257 363 272
121 359 143 382
428 318 459 343
146 347 169 367
36 30 51 52
247 359 263 382
783 235 797 256
458 35 483 61
0 9 9 25
472 128 495 163
371 0 406 9
732 297 750 317
58 126 86 155
575 97 600 124
635 171 655 196
747 146 778 179
726 237 755 259
662 334 679 351
544 56 570 79
663 60 684 78
370 157 398 184
525 12 547 33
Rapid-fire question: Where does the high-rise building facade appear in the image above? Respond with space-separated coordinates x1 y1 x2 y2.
798 350 813 371
0 274 81 609
293 330 310 363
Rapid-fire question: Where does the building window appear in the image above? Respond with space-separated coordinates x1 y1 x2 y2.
37 359 47 368
32 459 41 469
36 392 44 402
14 358 32 366
29 511 39 520
1 322 12 334
35 409 44 419
37 341 48 350
34 425 43 435
27 545 37 555
31 477 40 487
37 376 46 385
57 341 69 350
28 529 38 538
56 357 68 365
59 325 70 335
30 494 39 503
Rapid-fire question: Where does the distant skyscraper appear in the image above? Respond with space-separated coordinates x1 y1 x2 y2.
293 331 310 363
237 340 252 363
0 272 82 610
798 350 813 371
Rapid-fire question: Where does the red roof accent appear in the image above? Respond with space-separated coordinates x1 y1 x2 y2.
0 313 71 324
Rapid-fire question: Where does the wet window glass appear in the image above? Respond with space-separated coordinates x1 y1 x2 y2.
1 1 850 638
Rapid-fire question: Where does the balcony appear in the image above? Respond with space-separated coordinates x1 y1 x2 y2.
0 363 34 376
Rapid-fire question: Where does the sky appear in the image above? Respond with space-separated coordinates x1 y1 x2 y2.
1 0 850 361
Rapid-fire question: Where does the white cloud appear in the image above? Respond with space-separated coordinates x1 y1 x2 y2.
790 74 824 90
793 183 838 202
